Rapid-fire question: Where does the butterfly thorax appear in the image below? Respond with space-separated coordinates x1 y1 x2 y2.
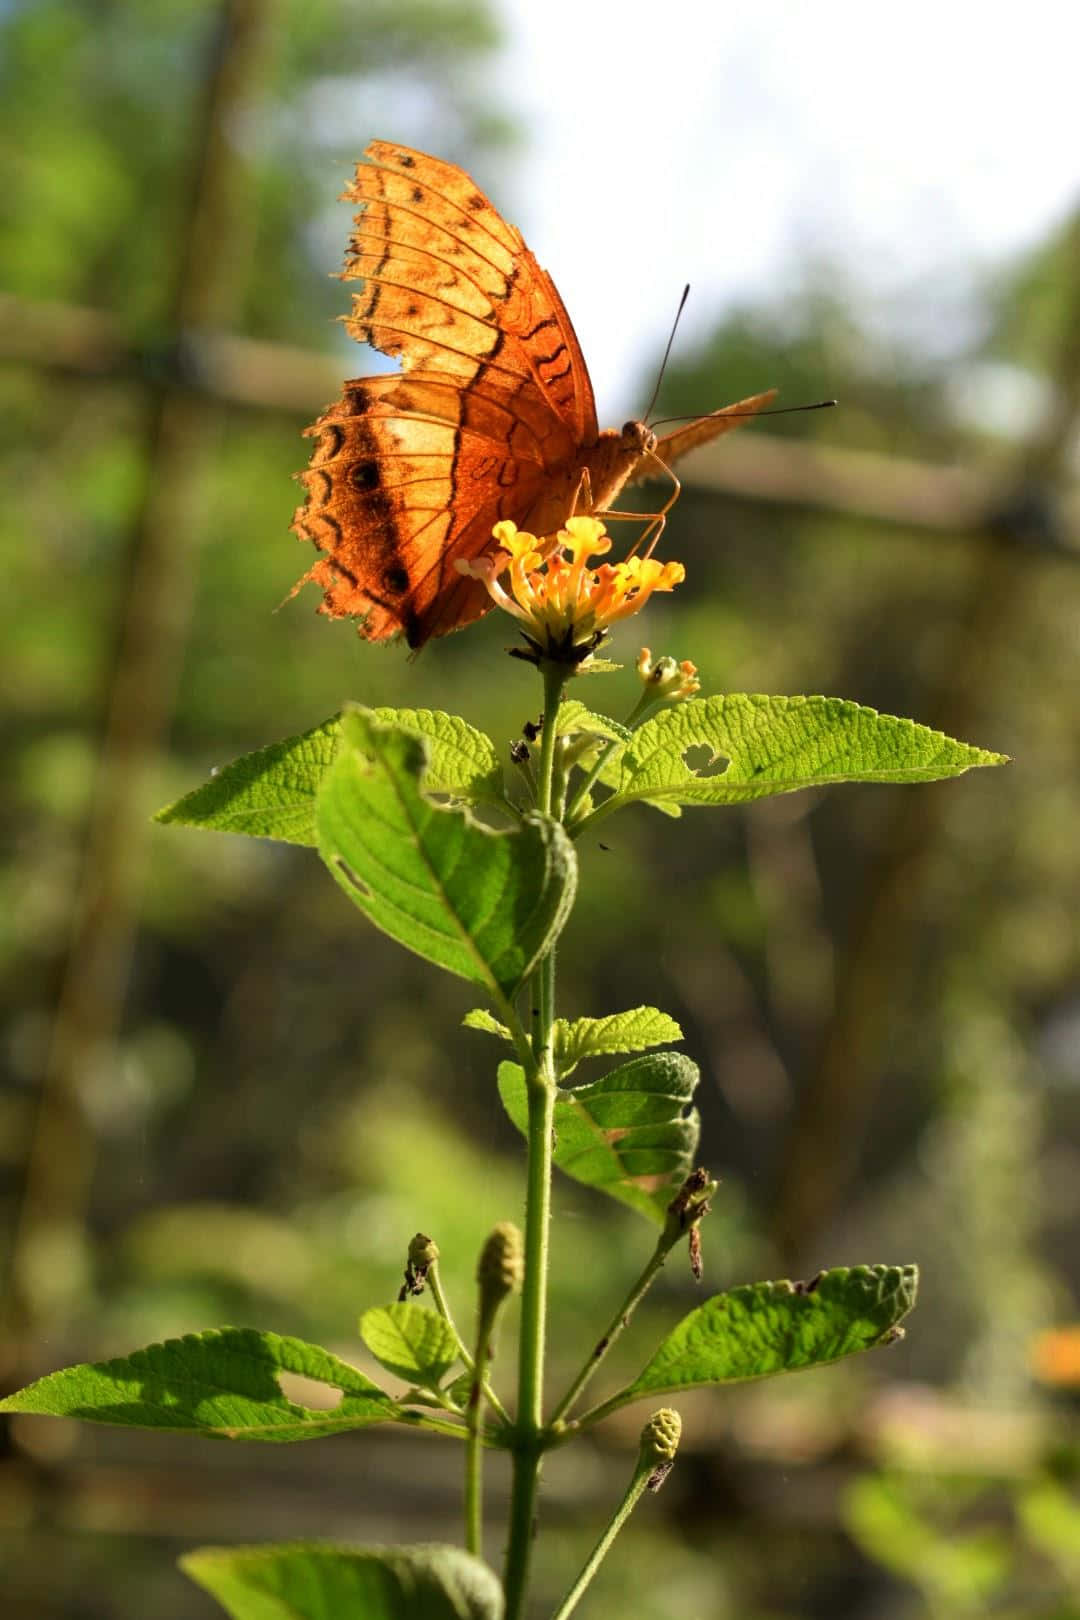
582 420 658 513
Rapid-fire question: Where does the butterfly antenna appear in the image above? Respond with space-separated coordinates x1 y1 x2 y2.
642 284 692 425
649 399 837 430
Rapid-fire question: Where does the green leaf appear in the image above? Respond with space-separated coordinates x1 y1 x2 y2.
155 718 340 845
156 709 505 846
0 1327 400 1442
553 1006 683 1076
463 1008 513 1042
182 1542 503 1620
360 1303 460 1391
498 1053 699 1223
317 709 576 1000
608 695 1006 811
372 709 505 805
620 1265 918 1400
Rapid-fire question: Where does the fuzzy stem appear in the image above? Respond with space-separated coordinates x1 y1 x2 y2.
464 1314 495 1556
549 1459 654 1620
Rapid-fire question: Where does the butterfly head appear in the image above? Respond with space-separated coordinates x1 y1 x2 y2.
621 420 658 457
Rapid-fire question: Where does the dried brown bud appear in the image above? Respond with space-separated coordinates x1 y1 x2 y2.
398 1231 439 1300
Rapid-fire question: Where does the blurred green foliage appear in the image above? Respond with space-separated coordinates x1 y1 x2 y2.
2 0 1079 1616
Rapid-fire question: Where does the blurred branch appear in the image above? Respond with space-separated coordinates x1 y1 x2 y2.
769 214 1080 1267
680 418 1079 553
3 291 1078 549
4 0 281 1365
0 292 342 413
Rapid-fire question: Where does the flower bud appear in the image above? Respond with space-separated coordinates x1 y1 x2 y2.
477 1221 524 1313
636 647 700 702
640 1406 681 1466
640 1407 681 1491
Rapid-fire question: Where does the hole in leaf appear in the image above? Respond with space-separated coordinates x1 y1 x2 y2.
334 857 371 898
682 744 729 779
276 1370 345 1411
470 803 515 830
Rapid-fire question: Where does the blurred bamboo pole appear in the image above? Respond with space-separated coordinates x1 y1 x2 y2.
769 216 1080 1267
4 0 280 1363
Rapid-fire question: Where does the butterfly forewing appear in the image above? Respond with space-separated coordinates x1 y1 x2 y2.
348 143 597 442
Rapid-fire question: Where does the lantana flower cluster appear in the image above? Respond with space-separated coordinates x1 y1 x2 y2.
458 517 685 663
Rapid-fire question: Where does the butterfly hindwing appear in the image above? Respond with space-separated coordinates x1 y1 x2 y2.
292 372 577 645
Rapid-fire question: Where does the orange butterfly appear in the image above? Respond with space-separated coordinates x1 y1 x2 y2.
292 141 775 648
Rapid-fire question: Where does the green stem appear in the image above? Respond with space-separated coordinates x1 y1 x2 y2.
557 1384 640 1436
556 1178 713 1437
428 1262 510 1425
503 660 565 1620
536 662 565 818
566 790 625 843
502 1074 555 1617
549 1234 670 1426
549 1460 654 1620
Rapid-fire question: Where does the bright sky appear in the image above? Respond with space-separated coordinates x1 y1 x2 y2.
494 0 1080 421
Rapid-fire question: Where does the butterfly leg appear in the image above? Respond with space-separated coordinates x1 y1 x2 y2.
595 455 682 558
635 457 682 557
572 467 595 516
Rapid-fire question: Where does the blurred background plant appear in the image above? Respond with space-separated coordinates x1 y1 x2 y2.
1 1 1078 1616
